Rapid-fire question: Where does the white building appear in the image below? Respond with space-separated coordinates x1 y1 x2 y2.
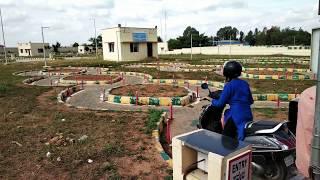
158 42 169 54
17 42 49 57
102 25 158 61
78 45 94 54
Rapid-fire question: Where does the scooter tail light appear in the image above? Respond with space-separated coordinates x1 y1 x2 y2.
275 135 295 150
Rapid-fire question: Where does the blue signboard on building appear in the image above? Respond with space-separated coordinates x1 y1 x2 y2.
132 32 147 42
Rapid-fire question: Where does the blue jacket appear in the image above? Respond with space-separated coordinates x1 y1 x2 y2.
211 78 253 140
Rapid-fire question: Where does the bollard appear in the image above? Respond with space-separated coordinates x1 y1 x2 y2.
205 76 208 83
67 87 70 96
100 89 105 102
100 68 102 75
196 86 199 98
166 104 173 143
135 91 139 106
187 82 190 89
166 120 171 143
277 98 280 108
81 80 84 89
50 79 52 86
170 104 173 120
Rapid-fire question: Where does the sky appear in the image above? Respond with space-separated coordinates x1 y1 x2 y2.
0 0 319 47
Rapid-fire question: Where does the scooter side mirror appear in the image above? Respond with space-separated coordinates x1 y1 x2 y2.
201 83 208 89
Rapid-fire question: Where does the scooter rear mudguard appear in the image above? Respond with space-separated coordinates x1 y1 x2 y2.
198 105 224 133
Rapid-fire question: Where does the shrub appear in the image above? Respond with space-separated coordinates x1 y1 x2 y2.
145 109 163 134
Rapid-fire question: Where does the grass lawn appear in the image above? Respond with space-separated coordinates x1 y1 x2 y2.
0 61 171 179
253 108 288 121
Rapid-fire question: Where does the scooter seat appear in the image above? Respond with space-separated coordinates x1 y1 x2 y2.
245 120 280 135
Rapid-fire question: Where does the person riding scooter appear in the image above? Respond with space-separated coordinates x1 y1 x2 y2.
211 61 253 140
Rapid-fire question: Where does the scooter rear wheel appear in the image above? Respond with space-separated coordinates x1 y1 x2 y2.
264 161 287 180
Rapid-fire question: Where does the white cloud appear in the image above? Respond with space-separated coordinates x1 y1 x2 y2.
0 0 318 46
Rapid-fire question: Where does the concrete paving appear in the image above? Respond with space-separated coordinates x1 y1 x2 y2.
17 70 290 138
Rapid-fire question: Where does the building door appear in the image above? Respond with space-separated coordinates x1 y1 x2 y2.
147 43 153 57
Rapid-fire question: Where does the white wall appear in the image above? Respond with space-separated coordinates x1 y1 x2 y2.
102 28 122 61
158 42 168 54
163 45 310 56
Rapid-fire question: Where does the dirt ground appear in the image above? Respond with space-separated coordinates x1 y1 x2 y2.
0 88 170 179
245 70 302 76
253 108 288 121
64 75 118 81
0 61 171 179
110 84 189 97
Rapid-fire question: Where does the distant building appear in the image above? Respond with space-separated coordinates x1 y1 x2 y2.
158 42 168 54
102 25 158 61
0 45 18 56
78 45 94 54
17 42 49 57
57 47 78 54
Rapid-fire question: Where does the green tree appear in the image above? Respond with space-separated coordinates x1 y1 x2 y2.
88 35 102 48
52 42 61 53
157 36 163 42
217 26 239 40
72 42 79 47
167 26 211 50
244 31 256 46
239 31 244 43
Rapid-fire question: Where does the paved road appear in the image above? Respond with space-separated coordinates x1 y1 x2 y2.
18 70 290 138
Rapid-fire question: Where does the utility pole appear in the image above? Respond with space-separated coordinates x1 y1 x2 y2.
0 8 7 64
229 35 231 58
164 10 167 42
41 26 49 67
293 36 296 46
93 18 98 60
190 33 193 60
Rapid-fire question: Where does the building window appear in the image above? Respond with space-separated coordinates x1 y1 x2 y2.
20 49 23 53
108 42 114 52
130 43 139 52
38 48 44 53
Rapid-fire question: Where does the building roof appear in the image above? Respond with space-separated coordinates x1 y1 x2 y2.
102 26 157 31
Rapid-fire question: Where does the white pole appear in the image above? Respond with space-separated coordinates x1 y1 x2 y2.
229 35 231 58
41 26 49 67
116 30 120 62
164 10 167 42
0 8 7 64
190 34 193 60
93 19 98 60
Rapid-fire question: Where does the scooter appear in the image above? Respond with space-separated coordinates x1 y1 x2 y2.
198 83 296 180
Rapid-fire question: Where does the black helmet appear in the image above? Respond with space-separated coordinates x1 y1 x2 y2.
223 61 242 80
